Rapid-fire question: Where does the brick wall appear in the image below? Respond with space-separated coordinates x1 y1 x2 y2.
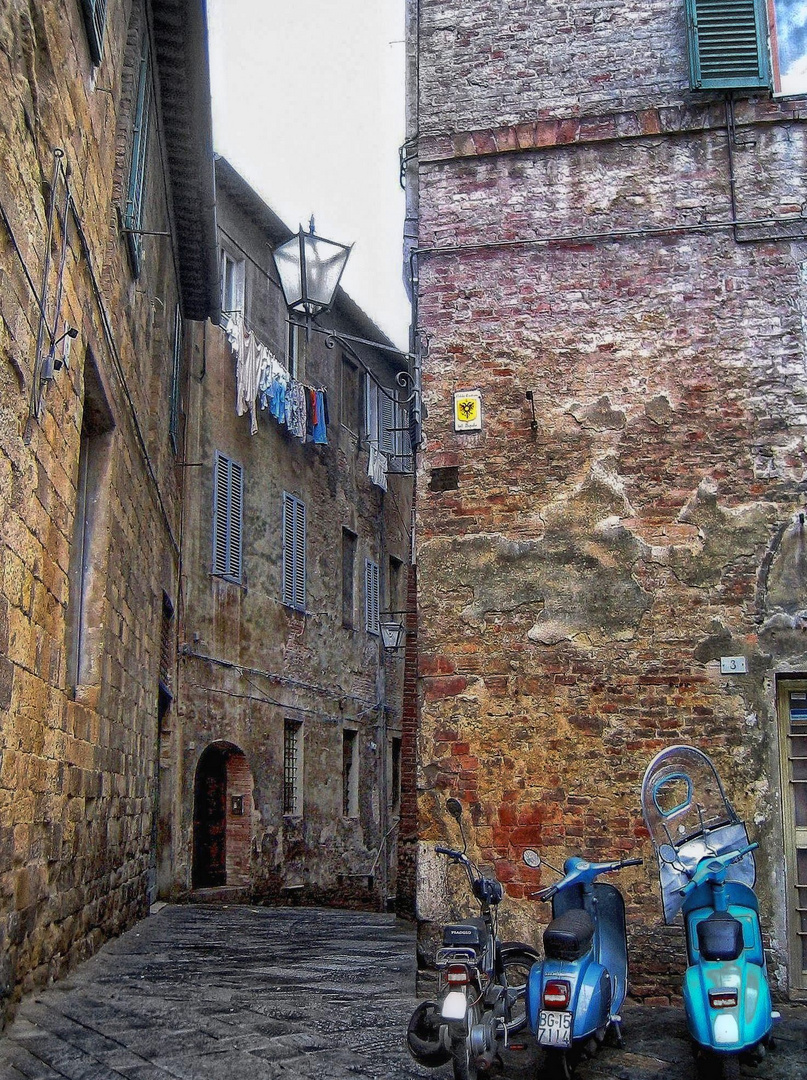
410 0 807 997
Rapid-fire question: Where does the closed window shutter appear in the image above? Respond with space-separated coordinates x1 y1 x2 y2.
365 559 379 634
213 454 230 576
685 0 770 89
283 493 306 611
81 0 107 64
229 461 243 580
294 499 306 611
365 376 379 444
124 32 152 274
282 494 295 606
169 304 182 453
381 390 396 456
212 452 243 582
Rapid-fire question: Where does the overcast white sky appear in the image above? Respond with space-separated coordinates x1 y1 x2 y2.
207 0 410 349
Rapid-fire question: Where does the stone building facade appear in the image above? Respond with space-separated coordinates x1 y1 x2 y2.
164 158 413 909
0 0 217 1021
407 1 807 998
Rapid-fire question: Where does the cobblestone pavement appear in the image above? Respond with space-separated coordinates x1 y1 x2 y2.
0 904 805 1079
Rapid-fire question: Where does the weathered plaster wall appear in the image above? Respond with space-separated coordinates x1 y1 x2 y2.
411 0 807 998
172 179 412 908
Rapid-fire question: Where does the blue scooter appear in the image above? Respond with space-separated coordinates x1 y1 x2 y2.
521 847 642 1078
641 745 779 1080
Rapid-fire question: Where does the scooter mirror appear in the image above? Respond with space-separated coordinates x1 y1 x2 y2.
446 798 463 821
523 849 541 869
658 843 678 864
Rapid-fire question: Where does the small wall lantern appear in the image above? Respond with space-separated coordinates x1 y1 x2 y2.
379 615 407 652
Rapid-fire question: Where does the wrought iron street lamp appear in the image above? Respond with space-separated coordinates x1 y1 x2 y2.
272 217 423 449
272 216 352 320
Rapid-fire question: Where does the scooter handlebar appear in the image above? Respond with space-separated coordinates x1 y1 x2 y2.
435 845 462 859
620 858 643 868
677 842 758 895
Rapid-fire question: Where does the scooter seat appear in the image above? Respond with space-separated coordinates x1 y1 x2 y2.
543 908 595 961
696 911 744 962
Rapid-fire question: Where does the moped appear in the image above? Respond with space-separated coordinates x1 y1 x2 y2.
406 797 539 1080
520 847 642 1079
641 744 778 1080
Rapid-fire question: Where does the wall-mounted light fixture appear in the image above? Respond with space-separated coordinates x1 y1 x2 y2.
379 612 409 652
273 216 352 321
271 217 423 445
41 325 78 380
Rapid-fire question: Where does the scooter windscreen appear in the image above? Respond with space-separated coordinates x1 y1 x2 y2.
641 745 757 923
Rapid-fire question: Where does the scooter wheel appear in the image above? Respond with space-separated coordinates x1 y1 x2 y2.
500 942 540 1034
406 1001 451 1067
696 1050 740 1080
543 1048 573 1079
451 1037 479 1080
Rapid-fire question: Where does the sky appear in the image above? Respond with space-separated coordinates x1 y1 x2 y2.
207 0 410 349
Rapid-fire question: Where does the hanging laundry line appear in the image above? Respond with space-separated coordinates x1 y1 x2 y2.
223 311 329 445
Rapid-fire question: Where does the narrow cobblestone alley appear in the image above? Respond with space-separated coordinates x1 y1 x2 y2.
0 905 805 1079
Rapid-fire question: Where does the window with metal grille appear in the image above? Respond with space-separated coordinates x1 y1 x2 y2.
169 305 182 453
366 376 411 472
283 720 302 816
684 0 770 89
81 0 107 65
282 492 306 611
212 452 243 583
365 559 380 635
342 729 358 817
124 30 152 275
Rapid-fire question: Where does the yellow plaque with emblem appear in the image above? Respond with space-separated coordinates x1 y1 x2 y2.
454 390 482 431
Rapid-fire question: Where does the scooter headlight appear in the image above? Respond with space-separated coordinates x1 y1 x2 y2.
441 990 468 1021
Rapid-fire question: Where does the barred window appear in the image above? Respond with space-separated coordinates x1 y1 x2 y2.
283 720 302 816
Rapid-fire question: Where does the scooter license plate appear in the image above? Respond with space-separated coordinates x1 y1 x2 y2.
537 1010 572 1048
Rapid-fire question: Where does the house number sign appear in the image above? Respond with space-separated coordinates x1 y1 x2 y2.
720 656 747 674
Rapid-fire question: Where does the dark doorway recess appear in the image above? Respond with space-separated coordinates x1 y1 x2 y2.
193 741 254 889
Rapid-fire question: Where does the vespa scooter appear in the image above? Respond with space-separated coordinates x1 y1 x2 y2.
406 797 539 1080
641 744 778 1080
521 847 642 1079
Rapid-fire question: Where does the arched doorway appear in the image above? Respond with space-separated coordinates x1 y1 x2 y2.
192 742 253 888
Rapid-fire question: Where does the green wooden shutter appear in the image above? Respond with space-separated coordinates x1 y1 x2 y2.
124 31 152 274
81 0 107 65
685 0 770 89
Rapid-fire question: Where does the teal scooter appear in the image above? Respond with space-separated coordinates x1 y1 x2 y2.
641 745 779 1080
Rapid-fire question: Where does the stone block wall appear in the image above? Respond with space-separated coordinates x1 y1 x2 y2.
410 0 807 997
0 0 211 1022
